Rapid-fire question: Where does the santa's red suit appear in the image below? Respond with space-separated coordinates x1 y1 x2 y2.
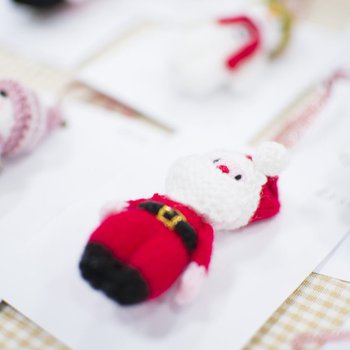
80 194 214 305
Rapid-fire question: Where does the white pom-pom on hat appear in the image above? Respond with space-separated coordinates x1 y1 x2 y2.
254 141 288 176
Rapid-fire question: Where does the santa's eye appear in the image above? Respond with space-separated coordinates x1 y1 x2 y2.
234 174 242 181
213 158 220 163
0 90 7 97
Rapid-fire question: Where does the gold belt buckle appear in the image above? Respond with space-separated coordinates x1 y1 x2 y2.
157 205 186 230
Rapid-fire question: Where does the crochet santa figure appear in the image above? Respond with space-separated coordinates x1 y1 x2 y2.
172 3 292 95
0 80 63 168
79 141 287 306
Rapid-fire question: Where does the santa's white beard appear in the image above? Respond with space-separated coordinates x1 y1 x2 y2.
165 155 263 231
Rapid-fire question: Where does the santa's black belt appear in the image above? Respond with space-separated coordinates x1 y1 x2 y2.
138 201 197 254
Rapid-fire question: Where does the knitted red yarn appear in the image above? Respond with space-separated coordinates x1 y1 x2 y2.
250 176 281 223
218 15 261 71
88 194 214 300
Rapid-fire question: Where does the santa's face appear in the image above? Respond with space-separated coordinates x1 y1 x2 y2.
165 151 266 230
0 89 15 149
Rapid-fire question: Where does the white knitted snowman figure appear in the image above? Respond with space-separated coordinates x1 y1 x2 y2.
171 3 292 96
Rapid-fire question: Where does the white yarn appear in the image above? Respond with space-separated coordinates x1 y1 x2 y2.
0 94 15 143
227 54 267 95
15 89 47 156
165 151 267 231
247 3 283 54
254 141 288 176
0 83 61 160
171 22 234 96
175 262 206 305
171 5 283 96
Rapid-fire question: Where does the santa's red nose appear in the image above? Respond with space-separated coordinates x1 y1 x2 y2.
217 165 230 174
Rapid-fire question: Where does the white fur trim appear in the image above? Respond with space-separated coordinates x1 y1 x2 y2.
174 262 206 305
254 141 288 176
165 151 266 230
100 201 128 221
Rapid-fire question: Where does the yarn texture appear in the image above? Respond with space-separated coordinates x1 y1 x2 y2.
0 80 63 166
79 142 287 305
172 6 291 95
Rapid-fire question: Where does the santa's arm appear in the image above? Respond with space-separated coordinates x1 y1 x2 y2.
175 223 214 305
190 223 214 270
99 201 128 221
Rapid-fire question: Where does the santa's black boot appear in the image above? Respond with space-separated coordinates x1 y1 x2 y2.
79 243 149 306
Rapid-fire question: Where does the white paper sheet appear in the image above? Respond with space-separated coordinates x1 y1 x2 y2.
0 0 139 68
79 21 345 131
307 81 350 283
314 121 350 283
0 92 350 349
316 232 350 283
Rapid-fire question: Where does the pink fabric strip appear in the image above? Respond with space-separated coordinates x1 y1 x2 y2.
293 330 350 350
